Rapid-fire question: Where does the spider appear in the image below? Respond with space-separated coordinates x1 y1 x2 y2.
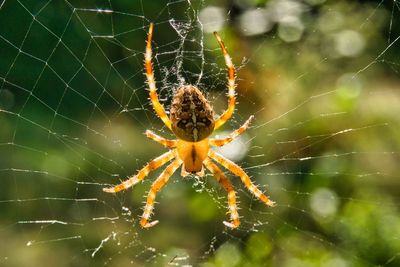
103 23 274 228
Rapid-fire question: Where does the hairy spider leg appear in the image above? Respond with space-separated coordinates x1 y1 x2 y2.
208 150 275 207
103 150 177 193
146 130 177 148
204 158 240 228
141 157 183 228
146 23 172 130
213 31 236 130
210 115 254 147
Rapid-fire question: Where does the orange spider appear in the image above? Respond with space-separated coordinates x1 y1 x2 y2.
103 23 274 228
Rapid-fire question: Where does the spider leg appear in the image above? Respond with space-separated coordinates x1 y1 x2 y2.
141 157 182 228
103 149 177 193
146 130 177 148
204 158 240 228
208 149 274 207
213 31 235 130
145 23 172 130
210 115 253 147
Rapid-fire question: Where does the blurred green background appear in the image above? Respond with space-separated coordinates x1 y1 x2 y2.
1 0 400 266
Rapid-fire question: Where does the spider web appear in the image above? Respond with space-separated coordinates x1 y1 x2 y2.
1 0 400 266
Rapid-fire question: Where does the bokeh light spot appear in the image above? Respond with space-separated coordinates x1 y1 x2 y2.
310 188 338 217
318 11 344 33
336 73 362 99
199 6 226 33
215 242 241 267
245 232 273 261
334 30 365 57
267 0 306 23
278 18 305 43
238 9 272 36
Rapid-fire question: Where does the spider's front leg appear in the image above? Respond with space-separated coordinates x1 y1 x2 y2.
208 149 275 207
141 157 182 228
213 31 236 130
204 158 240 228
103 149 177 193
145 23 172 130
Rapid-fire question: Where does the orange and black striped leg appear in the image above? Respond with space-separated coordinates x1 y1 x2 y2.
141 157 182 228
146 130 177 148
145 23 172 130
103 150 177 193
204 158 240 228
208 149 274 207
213 31 235 130
210 115 254 147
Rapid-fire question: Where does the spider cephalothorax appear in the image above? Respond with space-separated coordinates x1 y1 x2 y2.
103 23 274 229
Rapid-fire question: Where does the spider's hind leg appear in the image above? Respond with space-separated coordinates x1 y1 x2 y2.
141 157 182 228
103 150 177 193
204 158 240 228
208 149 275 207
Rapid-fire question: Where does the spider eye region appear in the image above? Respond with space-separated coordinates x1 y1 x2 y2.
170 85 215 142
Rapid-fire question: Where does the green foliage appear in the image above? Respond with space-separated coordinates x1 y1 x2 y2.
1 0 400 266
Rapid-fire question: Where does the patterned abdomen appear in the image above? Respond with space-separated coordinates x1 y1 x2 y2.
170 85 215 142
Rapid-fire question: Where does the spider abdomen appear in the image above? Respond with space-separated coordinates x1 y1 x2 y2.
170 85 215 142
